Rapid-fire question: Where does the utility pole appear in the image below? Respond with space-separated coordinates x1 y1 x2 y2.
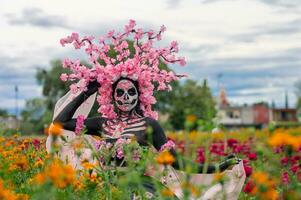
217 73 223 91
285 90 289 109
15 85 19 130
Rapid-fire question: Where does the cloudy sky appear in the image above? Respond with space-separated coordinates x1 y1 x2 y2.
1 0 301 114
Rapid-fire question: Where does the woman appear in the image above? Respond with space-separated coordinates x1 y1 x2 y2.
48 77 243 199
47 20 245 199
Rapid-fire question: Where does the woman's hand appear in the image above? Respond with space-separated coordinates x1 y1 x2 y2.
219 155 241 171
85 80 101 96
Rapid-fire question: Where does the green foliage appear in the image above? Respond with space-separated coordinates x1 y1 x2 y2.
20 98 51 134
36 60 71 110
297 97 301 110
0 108 8 117
167 79 216 130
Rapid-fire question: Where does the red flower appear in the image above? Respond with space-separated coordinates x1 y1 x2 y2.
32 139 41 150
281 157 289 166
290 164 300 174
243 159 249 165
243 179 255 193
281 171 290 185
196 148 205 163
243 163 253 177
291 155 300 165
210 142 225 156
233 145 243 153
248 152 257 160
227 138 238 148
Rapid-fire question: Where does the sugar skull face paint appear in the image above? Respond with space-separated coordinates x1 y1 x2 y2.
114 79 138 112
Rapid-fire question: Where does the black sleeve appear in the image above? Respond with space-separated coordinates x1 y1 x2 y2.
60 116 105 136
53 81 103 136
146 117 229 174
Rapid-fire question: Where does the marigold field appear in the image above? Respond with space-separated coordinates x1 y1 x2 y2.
0 127 300 200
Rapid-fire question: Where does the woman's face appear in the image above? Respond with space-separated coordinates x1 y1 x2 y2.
114 79 138 112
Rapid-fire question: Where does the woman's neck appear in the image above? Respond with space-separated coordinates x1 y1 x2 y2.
117 109 141 120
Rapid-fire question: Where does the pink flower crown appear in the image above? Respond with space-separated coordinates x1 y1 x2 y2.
59 20 186 120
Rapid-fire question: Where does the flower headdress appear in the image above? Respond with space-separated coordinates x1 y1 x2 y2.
59 20 186 120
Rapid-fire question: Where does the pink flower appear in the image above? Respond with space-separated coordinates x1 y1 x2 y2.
71 32 79 40
60 39 66 46
159 140 176 152
170 41 178 52
116 147 124 159
160 25 166 32
60 73 68 81
107 30 115 38
179 57 186 66
75 115 86 135
94 140 105 150
70 84 78 94
156 33 162 41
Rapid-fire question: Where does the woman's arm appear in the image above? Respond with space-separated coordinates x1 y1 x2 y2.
146 118 237 174
53 80 104 136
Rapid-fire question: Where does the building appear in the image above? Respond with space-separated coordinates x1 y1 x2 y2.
0 116 19 129
216 89 299 128
270 108 298 123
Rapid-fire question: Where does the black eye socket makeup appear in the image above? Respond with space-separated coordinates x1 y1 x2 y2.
128 88 137 96
116 89 125 97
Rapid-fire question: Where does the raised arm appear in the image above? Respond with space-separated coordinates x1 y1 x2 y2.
146 118 237 174
53 80 104 136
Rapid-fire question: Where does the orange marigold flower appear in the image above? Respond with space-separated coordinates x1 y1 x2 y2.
49 123 63 136
81 161 95 170
34 158 44 167
74 179 85 191
16 194 30 200
34 173 46 185
186 114 197 123
181 182 200 197
0 179 18 200
213 172 224 182
156 150 175 165
161 187 174 197
33 159 76 189
14 156 29 170
250 171 279 200
268 132 301 150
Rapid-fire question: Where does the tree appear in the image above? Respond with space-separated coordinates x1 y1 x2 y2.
167 79 216 130
36 60 71 110
20 98 51 134
0 108 8 117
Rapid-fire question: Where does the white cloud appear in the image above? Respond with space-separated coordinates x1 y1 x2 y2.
0 0 300 112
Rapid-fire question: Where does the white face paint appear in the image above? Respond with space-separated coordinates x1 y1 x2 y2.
114 79 138 112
